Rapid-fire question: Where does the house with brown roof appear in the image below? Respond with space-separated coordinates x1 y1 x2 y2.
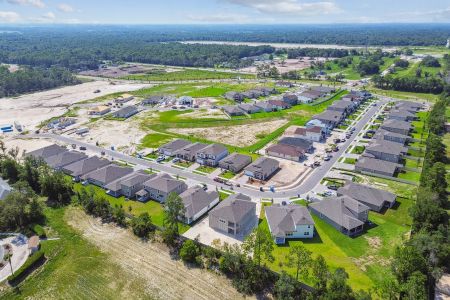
88 105 111 116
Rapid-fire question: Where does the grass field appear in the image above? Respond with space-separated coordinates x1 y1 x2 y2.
397 170 421 183
122 68 255 81
368 87 440 103
196 165 217 174
220 170 236 179
140 132 175 148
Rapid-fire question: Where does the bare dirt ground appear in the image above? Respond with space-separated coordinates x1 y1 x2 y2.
240 58 328 74
1 136 54 157
66 208 251 300
0 81 150 130
79 64 182 78
181 109 228 120
168 119 288 147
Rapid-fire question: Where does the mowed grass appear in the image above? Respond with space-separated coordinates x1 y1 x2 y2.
368 87 440 102
259 195 413 291
0 207 149 299
122 68 255 81
140 132 175 148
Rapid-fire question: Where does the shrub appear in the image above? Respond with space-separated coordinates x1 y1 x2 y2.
179 240 200 263
32 224 46 238
7 250 45 283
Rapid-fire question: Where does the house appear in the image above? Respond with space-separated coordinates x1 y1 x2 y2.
238 103 262 114
180 186 219 224
0 178 12 200
222 105 245 116
209 193 256 236
224 91 244 102
327 100 355 115
142 95 164 105
44 151 88 170
381 119 412 136
265 204 315 244
268 100 291 110
105 170 155 198
114 93 134 104
355 156 401 177
113 105 139 119
28 236 40 254
266 144 305 162
196 144 229 167
304 90 323 98
365 140 408 163
219 153 252 173
312 110 345 130
26 144 67 160
374 129 410 145
244 157 279 181
306 119 328 133
276 81 294 88
309 195 370 236
287 126 324 142
178 96 194 106
282 93 298 106
174 142 208 161
310 85 335 94
62 156 111 181
394 101 422 113
140 173 187 203
47 117 76 130
254 101 276 112
158 139 192 156
337 181 396 212
387 110 416 122
297 95 314 104
278 137 314 153
88 105 111 116
81 164 134 188
298 92 319 101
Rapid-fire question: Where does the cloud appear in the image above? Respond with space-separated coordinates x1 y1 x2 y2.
6 0 45 8
223 0 340 15
57 3 74 13
28 11 56 22
0 11 21 22
393 6 450 22
187 13 251 23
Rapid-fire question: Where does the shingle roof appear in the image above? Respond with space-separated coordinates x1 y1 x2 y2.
266 144 305 157
313 110 344 122
174 142 208 156
199 144 228 156
219 153 251 169
143 173 186 193
82 164 134 185
159 139 191 153
105 170 154 192
245 157 279 175
223 105 245 115
113 105 138 117
356 156 400 176
266 204 314 237
338 181 396 208
45 151 88 169
381 119 412 131
238 103 260 112
366 139 408 156
328 100 354 110
209 193 255 223
279 137 313 151
26 144 67 159
180 186 219 219
63 156 111 177
374 129 410 142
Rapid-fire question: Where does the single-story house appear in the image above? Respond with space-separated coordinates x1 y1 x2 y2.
337 181 396 212
327 100 356 115
26 144 67 160
299 92 320 101
140 173 187 203
209 193 256 236
278 137 314 154
365 139 408 163
224 91 245 102
254 101 276 112
387 110 416 122
355 156 401 177
62 156 111 181
297 95 314 104
282 94 298 106
244 157 279 181
238 103 262 114
47 117 76 130
44 151 88 170
312 110 345 130
113 105 139 119
174 142 208 161
88 105 111 116
276 81 294 88
180 186 219 224
381 119 412 136
218 153 252 173
196 144 229 167
266 143 305 162
268 100 291 110
158 139 192 157
114 93 134 104
222 105 245 116
0 177 12 200
178 96 194 106
309 195 370 236
81 164 134 188
394 101 422 113
265 204 315 244
374 129 410 145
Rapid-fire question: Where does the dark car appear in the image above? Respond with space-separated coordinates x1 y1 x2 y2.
79 146 87 151
327 185 338 190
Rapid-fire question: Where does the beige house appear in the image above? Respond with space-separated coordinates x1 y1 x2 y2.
88 105 111 116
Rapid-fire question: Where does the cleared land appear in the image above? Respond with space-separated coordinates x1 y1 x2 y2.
123 68 255 81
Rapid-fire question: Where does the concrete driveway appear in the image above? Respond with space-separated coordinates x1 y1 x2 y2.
0 235 30 282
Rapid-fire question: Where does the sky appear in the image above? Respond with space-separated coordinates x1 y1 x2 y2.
0 0 449 25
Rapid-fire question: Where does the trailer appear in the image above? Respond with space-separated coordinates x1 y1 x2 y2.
0 124 13 133
76 127 89 135
14 121 23 132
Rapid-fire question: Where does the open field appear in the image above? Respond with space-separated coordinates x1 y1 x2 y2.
368 87 441 102
123 68 255 81
240 57 328 74
391 58 445 78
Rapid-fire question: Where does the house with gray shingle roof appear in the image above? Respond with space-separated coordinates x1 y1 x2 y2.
105 170 156 198
254 101 276 112
327 100 356 115
394 101 422 113
81 164 134 188
44 151 88 170
158 139 192 156
265 204 314 244
113 105 139 119
209 193 256 236
279 137 314 154
337 181 396 212
355 156 401 177
309 195 369 236
387 110 416 122
244 157 279 181
141 173 187 203
374 129 410 145
238 103 261 114
0 178 12 200
222 105 245 116
174 142 208 161
266 143 306 162
365 139 408 163
196 144 228 167
381 119 412 136
180 186 219 224
26 144 67 160
218 153 252 173
62 156 111 181
312 110 345 130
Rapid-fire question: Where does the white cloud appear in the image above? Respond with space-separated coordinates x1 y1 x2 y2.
188 13 250 23
223 0 340 16
57 3 74 13
29 11 56 22
0 11 21 22
6 0 45 8
392 6 450 22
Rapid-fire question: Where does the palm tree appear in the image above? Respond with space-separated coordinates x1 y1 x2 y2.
4 252 13 276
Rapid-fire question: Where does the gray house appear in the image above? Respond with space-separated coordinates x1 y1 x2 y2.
0 178 12 200
278 137 314 154
374 130 410 145
180 186 220 224
327 100 355 115
209 193 256 236
222 105 245 116
26 144 67 160
337 181 397 212
309 195 370 236
174 142 208 161
254 101 276 112
266 144 305 162
62 156 111 181
113 105 139 119
238 103 262 114
140 173 187 203
158 139 191 156
394 101 422 113
196 144 229 167
105 171 155 198
313 110 345 130
365 140 408 163
388 110 416 122
219 153 252 173
282 94 298 106
244 157 279 181
381 119 412 136
355 156 401 177
81 165 134 188
44 151 88 170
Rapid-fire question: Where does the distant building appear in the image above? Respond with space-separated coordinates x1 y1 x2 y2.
88 105 111 116
113 105 139 119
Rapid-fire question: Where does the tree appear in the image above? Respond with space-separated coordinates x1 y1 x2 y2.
20 156 42 193
375 272 400 300
111 205 127 226
163 192 185 235
274 271 301 300
403 271 427 300
4 252 13 276
179 239 200 263
242 227 274 267
130 213 154 238
311 255 329 297
1 158 21 183
422 162 448 201
39 169 73 205
286 244 312 280
409 188 448 233
324 268 355 300
391 245 427 286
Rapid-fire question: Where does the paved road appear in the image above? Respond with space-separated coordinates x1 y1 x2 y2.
26 99 385 199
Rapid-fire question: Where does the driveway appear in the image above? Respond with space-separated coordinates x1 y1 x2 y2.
0 235 30 283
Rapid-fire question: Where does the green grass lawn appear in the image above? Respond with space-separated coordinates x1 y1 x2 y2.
343 158 357 164
219 170 236 179
0 207 150 299
140 133 175 149
259 196 413 291
196 165 217 174
122 68 255 81
397 170 421 183
404 158 423 169
407 148 425 158
367 87 440 103
351 146 365 154
174 160 194 168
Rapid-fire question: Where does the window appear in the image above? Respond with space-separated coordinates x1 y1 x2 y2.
219 219 226 224
304 232 310 236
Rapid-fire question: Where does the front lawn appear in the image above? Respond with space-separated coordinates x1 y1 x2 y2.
195 165 217 174
219 170 236 179
351 146 365 154
174 160 194 168
344 158 357 164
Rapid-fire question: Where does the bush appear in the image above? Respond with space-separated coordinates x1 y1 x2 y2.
7 250 45 283
130 213 154 238
32 224 46 238
179 240 200 263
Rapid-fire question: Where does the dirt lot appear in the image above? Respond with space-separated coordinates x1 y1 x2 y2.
66 208 250 300
79 64 181 78
0 81 150 130
1 136 55 157
240 57 328 74
168 119 288 147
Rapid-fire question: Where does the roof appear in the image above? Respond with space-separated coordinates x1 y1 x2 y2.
90 105 110 112
104 170 154 192
388 110 415 118
143 173 186 193
374 129 410 141
44 151 87 169
381 119 412 131
199 144 228 156
82 164 134 184
254 101 274 109
238 103 260 112
338 181 396 208
26 144 67 160
113 105 138 117
159 139 191 153
210 193 255 224
267 143 305 157
310 85 334 93
366 139 408 156
310 195 369 230
266 204 314 237
180 186 219 219
268 100 289 107
356 156 400 176
0 178 12 200
328 100 354 110
313 110 344 122
223 105 245 115
245 157 279 175
174 142 208 156
279 137 313 151
219 153 251 168
63 156 111 177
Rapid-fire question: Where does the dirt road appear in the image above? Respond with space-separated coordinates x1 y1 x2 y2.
66 208 252 300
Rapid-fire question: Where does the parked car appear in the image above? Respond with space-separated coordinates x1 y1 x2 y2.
94 89 101 93
323 155 331 161
259 187 265 192
79 146 87 151
172 158 180 163
333 147 339 152
323 191 334 197
314 161 321 166
156 156 165 163
327 185 338 190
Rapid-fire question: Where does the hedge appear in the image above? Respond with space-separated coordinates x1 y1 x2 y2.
7 250 45 283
